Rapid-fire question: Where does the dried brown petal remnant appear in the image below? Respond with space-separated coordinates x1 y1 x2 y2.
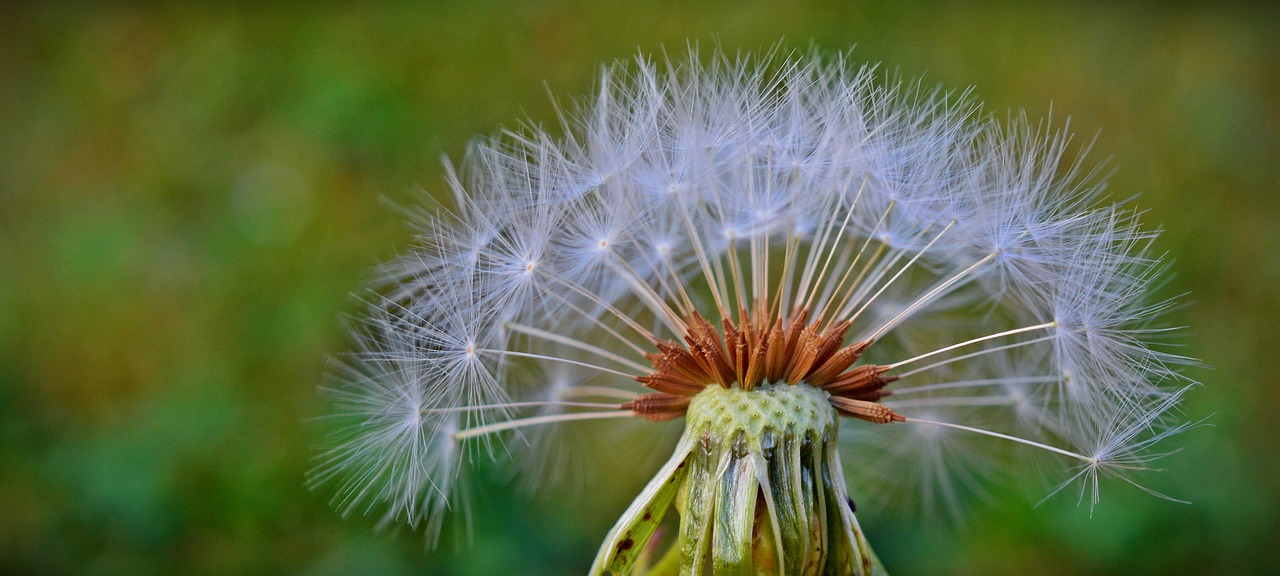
623 308 902 424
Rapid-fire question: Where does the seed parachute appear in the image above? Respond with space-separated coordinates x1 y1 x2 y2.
312 46 1196 575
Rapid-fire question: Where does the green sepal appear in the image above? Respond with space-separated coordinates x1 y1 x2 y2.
590 435 695 576
766 431 822 575
678 436 718 575
826 441 889 575
596 384 891 576
710 439 760 575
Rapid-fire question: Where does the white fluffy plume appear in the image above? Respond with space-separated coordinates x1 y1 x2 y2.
312 46 1195 540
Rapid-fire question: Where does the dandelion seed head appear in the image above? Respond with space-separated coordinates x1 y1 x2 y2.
312 45 1198 561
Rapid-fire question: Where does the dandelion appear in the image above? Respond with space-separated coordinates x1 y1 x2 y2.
312 46 1196 574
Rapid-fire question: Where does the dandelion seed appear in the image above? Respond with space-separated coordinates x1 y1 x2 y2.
313 46 1197 575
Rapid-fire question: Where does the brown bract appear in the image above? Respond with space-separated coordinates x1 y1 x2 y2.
623 308 903 424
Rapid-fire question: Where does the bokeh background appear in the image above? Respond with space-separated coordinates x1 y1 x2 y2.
2 1 1277 574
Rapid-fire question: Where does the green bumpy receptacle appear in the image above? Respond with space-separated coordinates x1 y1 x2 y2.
684 383 836 444
591 383 887 576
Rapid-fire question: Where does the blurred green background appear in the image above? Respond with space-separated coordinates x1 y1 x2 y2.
2 1 1277 574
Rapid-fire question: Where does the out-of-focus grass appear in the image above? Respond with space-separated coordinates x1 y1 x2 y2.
1 2 1277 574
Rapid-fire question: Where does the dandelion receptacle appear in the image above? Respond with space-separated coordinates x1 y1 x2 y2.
312 47 1196 575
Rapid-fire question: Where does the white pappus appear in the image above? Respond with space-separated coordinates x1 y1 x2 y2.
311 46 1197 571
